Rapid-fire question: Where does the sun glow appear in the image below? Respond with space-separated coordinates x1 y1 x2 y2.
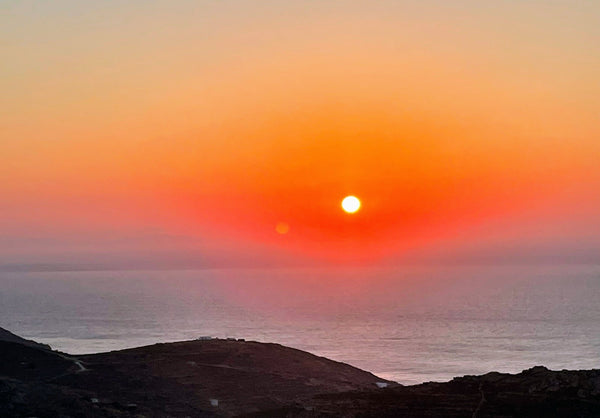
341 196 361 214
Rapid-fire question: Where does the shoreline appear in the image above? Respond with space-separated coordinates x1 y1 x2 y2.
2 326 600 416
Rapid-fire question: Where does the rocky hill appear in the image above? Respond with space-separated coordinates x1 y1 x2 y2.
0 326 51 351
0 328 390 417
278 366 600 417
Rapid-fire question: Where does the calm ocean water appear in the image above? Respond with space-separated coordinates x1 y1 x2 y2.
1 265 599 385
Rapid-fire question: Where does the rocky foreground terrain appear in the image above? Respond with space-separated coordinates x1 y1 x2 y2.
1 327 600 417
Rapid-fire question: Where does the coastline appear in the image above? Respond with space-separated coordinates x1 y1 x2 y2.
4 265 600 386
2 326 600 417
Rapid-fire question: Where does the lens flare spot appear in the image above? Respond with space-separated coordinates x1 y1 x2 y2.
275 222 290 234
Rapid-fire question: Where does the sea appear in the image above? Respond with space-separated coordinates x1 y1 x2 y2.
1 264 599 385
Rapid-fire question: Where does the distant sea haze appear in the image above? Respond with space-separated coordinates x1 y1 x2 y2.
1 264 599 385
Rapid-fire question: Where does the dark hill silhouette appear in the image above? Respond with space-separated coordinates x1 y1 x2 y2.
0 327 390 416
0 326 51 351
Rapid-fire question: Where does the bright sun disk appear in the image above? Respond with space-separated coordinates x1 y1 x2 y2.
341 196 361 213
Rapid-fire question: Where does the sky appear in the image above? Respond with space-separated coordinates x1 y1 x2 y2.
1 0 599 269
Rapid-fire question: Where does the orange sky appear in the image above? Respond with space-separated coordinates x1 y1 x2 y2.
1 1 599 267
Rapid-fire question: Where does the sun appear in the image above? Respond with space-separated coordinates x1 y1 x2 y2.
341 196 361 213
